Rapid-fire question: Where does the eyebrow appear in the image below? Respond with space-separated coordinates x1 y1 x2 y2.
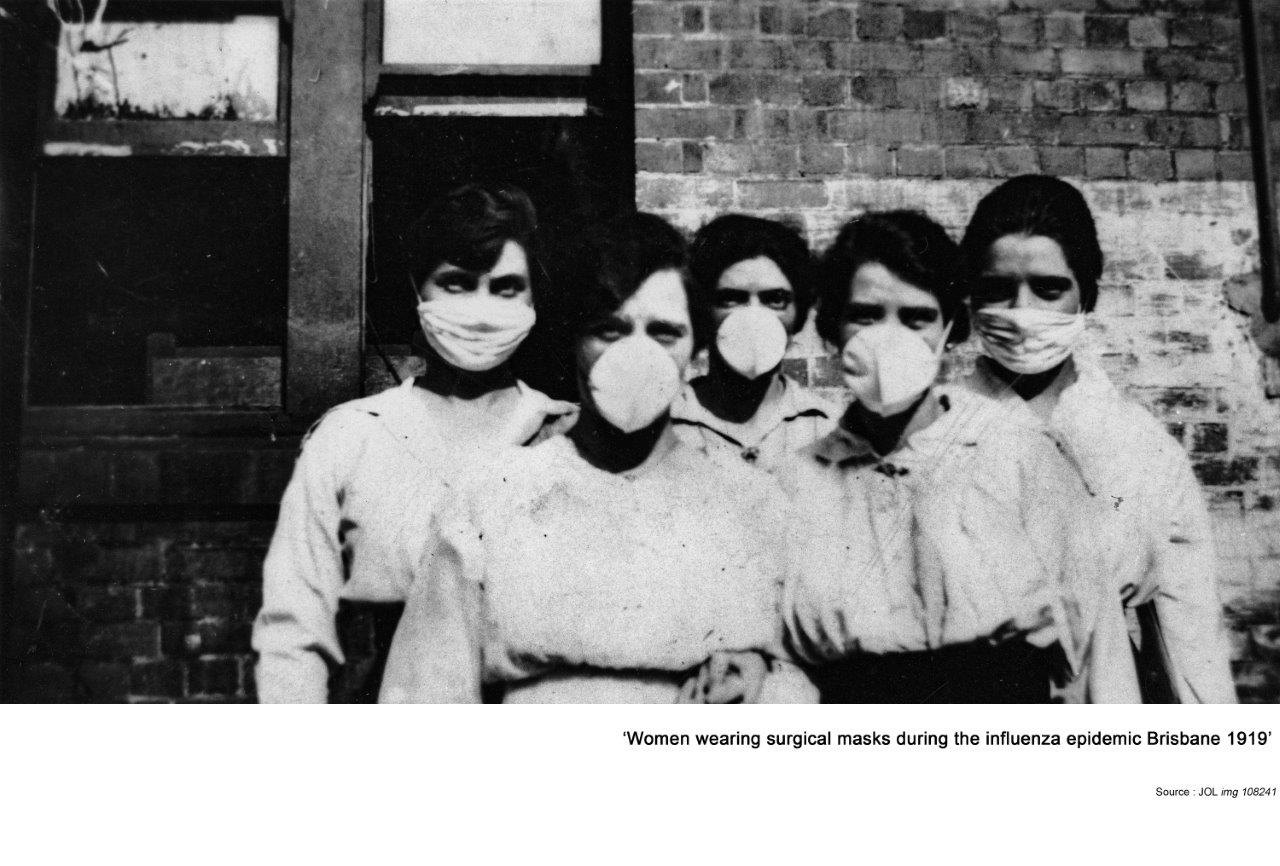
899 306 940 318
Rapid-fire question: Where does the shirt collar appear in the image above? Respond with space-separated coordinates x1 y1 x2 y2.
672 373 835 447
805 388 954 467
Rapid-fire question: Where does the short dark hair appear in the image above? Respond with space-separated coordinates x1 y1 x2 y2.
815 210 966 346
401 183 539 297
553 211 699 346
958 175 1103 312
689 214 813 335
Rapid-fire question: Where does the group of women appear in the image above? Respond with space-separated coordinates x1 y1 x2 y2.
252 174 1237 704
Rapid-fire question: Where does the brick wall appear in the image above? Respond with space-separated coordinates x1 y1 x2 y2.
635 0 1280 701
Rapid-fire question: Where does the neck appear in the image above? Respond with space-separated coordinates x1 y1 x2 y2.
695 353 779 424
841 393 928 457
988 356 1076 405
569 407 675 475
415 347 517 401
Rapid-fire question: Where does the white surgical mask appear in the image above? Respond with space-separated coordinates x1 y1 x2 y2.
587 336 682 433
975 306 1085 376
715 306 788 380
841 322 948 417
417 294 536 372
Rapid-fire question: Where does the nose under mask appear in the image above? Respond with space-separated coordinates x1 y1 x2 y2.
974 306 1085 376
587 336 683 434
841 322 947 417
715 306 789 381
417 294 536 372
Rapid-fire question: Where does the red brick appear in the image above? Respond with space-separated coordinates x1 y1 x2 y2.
682 73 709 103
85 621 161 659
894 77 941 109
896 145 944 177
989 146 1039 177
633 3 681 36
903 9 947 42
130 660 185 699
682 141 704 173
807 7 853 40
79 662 131 702
1170 81 1212 113
1215 82 1247 113
1175 149 1217 180
997 14 1039 46
1124 80 1167 112
799 142 845 175
636 72 683 104
1194 458 1260 487
949 11 997 43
1128 17 1168 48
945 145 991 179
1148 51 1237 82
1060 115 1150 146
1060 48 1145 77
682 6 705 34
736 179 828 209
1149 116 1220 148
759 6 805 37
757 74 800 105
727 40 788 70
850 75 897 109
857 4 904 42
1191 422 1230 453
1085 16 1128 48
829 109 938 144
847 144 894 176
1085 147 1128 179
637 140 689 172
1081 80 1122 112
635 107 736 139
1128 149 1173 181
993 47 1057 75
188 657 242 698
987 79 1033 112
635 39 726 71
708 72 756 104
842 42 918 73
1217 151 1253 181
1039 146 1085 176
1169 16 1238 48
76 586 141 623
709 6 755 34
1044 12 1085 47
801 74 847 107
1034 80 1078 111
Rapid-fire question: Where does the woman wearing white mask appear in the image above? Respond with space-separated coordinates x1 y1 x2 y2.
379 213 815 703
958 175 1235 703
671 215 837 472
253 184 577 703
776 210 1140 702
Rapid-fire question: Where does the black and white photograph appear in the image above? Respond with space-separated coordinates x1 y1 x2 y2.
0 0 1277 858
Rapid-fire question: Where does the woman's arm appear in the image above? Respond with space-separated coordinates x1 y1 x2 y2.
251 417 351 703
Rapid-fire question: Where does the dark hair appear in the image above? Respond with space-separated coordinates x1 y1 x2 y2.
552 211 699 346
401 183 539 298
815 210 966 346
689 214 813 336
958 174 1103 312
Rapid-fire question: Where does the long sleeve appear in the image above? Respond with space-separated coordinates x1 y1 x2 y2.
1145 447 1237 703
252 419 350 703
379 513 484 703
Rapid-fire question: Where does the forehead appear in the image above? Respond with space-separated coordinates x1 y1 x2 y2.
717 256 790 290
435 239 529 277
985 234 1072 276
618 268 691 324
848 261 940 311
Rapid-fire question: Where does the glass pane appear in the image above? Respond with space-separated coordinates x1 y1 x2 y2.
27 160 287 406
54 15 278 120
382 0 601 67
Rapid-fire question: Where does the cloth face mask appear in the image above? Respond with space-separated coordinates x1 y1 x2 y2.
841 322 947 417
587 336 683 433
974 306 1085 376
417 294 536 373
715 306 788 380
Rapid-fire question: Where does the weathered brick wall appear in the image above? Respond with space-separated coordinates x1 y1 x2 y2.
635 0 1280 701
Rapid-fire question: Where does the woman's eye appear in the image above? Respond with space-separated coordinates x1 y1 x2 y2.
760 291 793 309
